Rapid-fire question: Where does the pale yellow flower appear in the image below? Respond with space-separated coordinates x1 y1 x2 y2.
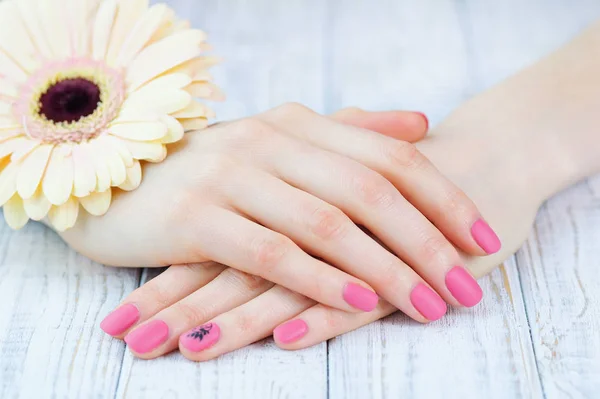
0 0 223 231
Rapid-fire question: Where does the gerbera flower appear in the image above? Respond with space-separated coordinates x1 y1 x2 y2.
0 0 223 231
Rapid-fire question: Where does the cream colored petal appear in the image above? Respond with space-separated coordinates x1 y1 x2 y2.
92 0 118 60
88 141 112 192
3 194 29 230
16 144 52 199
72 143 97 198
0 101 14 115
130 72 192 94
11 140 40 162
180 118 209 132
48 196 79 232
167 56 222 76
171 101 215 119
121 139 167 163
0 49 28 83
0 78 19 98
0 132 24 143
119 161 142 191
0 137 30 159
121 88 191 116
0 160 19 206
38 0 71 59
97 135 134 168
126 29 207 91
106 0 149 65
79 189 112 216
115 4 169 67
102 144 127 186
0 1 39 72
109 121 168 141
23 188 52 221
15 0 53 59
185 82 226 101
42 146 74 206
159 116 184 144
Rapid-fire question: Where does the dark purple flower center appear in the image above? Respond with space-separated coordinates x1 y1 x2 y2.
39 78 101 123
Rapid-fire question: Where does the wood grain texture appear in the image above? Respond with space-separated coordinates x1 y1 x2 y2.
1 0 600 398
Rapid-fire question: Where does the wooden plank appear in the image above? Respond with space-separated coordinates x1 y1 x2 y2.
116 1 329 398
516 177 600 398
0 221 139 398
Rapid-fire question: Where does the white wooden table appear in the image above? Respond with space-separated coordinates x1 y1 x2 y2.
2 1 600 398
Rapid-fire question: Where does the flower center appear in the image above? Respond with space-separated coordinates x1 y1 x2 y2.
39 78 101 124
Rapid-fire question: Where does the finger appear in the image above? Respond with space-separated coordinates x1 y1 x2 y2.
258 131 476 308
123 268 273 359
225 167 435 322
178 285 314 361
99 262 226 338
273 301 397 350
185 206 379 313
262 103 501 257
330 108 428 142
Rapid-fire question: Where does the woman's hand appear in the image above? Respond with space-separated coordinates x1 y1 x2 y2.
99 108 537 360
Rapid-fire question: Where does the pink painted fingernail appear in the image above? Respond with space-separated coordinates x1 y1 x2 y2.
445 267 483 307
343 283 379 312
274 319 309 344
100 304 140 336
124 320 169 354
416 112 429 130
410 284 447 321
471 219 501 254
180 323 221 352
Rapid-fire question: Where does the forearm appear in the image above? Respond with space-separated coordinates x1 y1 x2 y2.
434 19 600 204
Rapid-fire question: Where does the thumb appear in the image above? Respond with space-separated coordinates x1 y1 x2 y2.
330 107 429 143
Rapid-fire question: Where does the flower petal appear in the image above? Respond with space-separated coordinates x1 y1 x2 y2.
0 137 31 159
11 140 40 162
0 160 19 206
17 144 53 199
185 82 226 101
23 188 52 221
102 144 127 186
120 139 167 162
3 194 28 230
171 100 215 119
106 0 149 65
98 135 134 168
0 49 28 83
92 0 118 60
121 88 191 116
15 0 53 59
119 161 142 191
126 29 207 91
38 0 71 59
72 143 97 198
180 118 209 132
42 145 74 206
159 116 184 144
167 56 221 76
48 196 79 232
79 189 112 216
115 3 169 67
88 141 112 192
0 1 39 73
109 121 168 141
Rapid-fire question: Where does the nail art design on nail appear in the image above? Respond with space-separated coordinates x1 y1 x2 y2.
180 323 221 352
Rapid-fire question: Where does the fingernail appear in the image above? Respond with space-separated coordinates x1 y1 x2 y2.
343 283 379 312
445 267 483 307
100 304 140 336
274 319 309 344
471 219 501 254
180 323 221 352
124 320 169 354
410 283 447 321
416 112 429 130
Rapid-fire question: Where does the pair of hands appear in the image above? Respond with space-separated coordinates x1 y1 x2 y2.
63 104 503 360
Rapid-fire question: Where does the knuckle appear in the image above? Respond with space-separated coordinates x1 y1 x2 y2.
441 188 470 215
249 234 292 272
223 269 268 291
306 205 349 241
233 313 255 335
270 102 315 119
229 118 275 142
171 301 210 326
384 141 427 170
135 282 172 309
324 309 345 331
352 172 397 209
420 235 454 264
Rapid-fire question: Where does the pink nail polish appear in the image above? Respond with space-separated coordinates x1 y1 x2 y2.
445 267 483 307
471 219 501 254
124 320 169 354
410 284 447 321
274 319 309 344
100 304 140 336
180 323 221 352
416 112 429 130
343 283 379 312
